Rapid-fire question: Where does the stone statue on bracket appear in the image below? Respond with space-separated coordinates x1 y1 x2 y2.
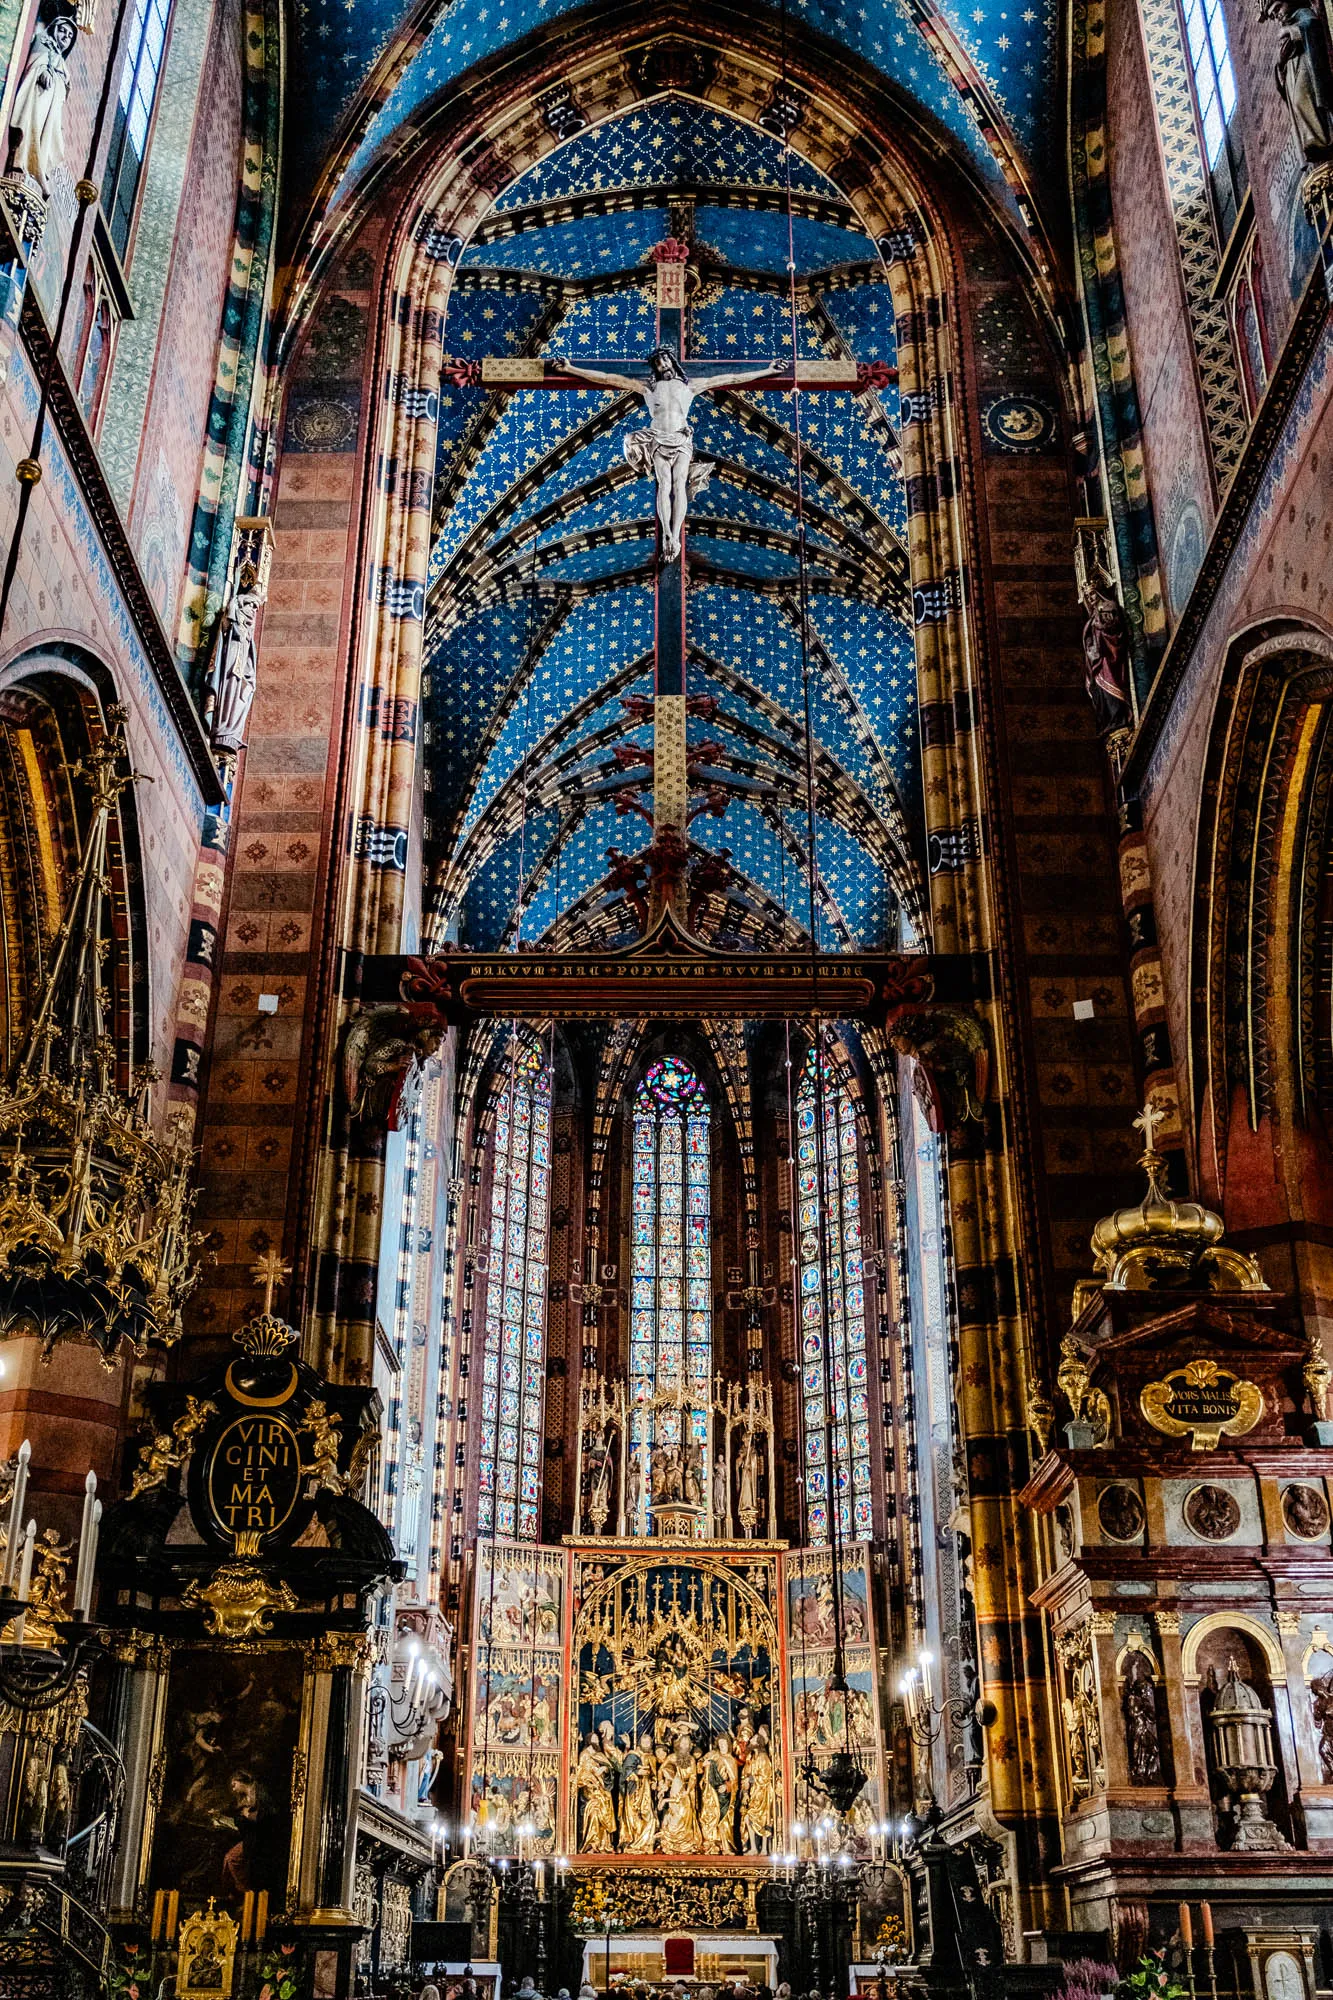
1078 562 1133 739
210 574 262 756
1309 1665 1333 1781
5 10 76 198
1122 1652 1164 1785
1263 0 1333 162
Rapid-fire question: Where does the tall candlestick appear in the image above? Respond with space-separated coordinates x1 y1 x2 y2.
77 1500 101 1620
73 1471 97 1617
2 1440 30 1592
13 1518 35 1642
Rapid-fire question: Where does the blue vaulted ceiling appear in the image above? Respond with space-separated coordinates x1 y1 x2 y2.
292 0 1060 238
422 100 928 955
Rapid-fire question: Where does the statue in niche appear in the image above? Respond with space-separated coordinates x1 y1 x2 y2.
619 1734 659 1853
1078 563 1133 738
740 1724 775 1852
737 1429 761 1538
700 1734 739 1854
625 1449 645 1534
1309 1667 1333 1782
657 1730 702 1852
1122 1653 1164 1785
683 1434 704 1506
652 1443 684 1506
210 570 264 756
959 1653 986 1780
1263 0 1333 161
585 1425 614 1535
574 1726 618 1852
5 12 75 197
712 1452 729 1533
562 349 773 561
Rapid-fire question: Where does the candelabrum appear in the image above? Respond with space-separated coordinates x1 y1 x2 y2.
0 1450 119 1969
770 1816 860 1994
899 1651 989 1804
0 1451 103 1705
457 1811 568 1989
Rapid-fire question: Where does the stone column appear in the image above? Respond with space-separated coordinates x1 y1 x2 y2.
105 1638 170 1920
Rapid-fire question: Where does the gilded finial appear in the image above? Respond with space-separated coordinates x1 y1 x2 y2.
250 1248 290 1316
1131 1095 1167 1160
231 1250 299 1358
1086 1106 1268 1295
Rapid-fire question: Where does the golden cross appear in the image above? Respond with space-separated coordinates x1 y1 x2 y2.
251 1249 291 1315
1132 1097 1167 1154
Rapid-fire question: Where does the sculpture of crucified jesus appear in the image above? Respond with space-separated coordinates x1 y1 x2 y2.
562 347 773 561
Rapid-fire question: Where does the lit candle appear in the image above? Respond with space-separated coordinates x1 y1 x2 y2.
73 1472 97 1618
1179 1904 1193 1950
2 1440 30 1592
1200 1904 1213 1948
920 1652 934 1706
13 1518 35 1642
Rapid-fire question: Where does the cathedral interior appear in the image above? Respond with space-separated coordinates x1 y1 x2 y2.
0 0 1329 1985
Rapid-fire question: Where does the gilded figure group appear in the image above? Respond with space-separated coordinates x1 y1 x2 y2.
575 1715 774 1855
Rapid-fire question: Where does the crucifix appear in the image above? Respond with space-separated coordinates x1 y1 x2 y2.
250 1248 292 1316
443 239 893 929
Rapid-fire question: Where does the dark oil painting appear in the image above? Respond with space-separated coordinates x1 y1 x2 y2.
150 1650 303 1910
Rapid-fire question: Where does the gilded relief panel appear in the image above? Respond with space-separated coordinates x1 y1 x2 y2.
466 1541 568 1856
569 1546 782 1858
784 1542 884 1842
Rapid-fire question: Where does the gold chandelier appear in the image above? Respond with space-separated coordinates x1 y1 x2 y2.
0 711 199 1360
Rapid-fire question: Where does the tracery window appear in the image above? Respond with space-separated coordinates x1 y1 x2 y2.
101 0 173 261
1179 0 1247 242
796 1047 871 1545
629 1058 712 1483
478 1045 550 1541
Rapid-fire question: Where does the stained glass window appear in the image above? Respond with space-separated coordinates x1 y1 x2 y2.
630 1058 712 1509
796 1047 871 1544
1178 0 1247 241
478 1045 550 1541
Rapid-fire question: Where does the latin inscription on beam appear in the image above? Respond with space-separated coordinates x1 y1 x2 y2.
349 931 991 1026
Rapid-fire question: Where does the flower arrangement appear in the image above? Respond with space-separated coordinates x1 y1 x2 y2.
1115 1955 1189 2000
1057 1959 1119 2000
256 1941 303 2000
106 1942 145 1999
873 1913 909 1962
570 1880 629 1935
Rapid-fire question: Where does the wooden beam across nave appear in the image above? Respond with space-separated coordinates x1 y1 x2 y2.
350 913 989 1026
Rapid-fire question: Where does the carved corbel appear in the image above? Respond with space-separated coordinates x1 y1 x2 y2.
885 1003 990 1134
341 1006 445 1133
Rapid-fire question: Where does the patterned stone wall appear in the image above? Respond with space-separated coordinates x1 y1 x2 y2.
126 0 245 639
187 232 382 1350
1105 0 1217 627
957 225 1143 1334
1136 323 1333 1204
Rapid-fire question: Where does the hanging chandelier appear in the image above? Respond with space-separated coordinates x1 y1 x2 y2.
0 711 199 1360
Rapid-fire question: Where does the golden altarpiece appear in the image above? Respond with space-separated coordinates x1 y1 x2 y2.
461 1363 889 1980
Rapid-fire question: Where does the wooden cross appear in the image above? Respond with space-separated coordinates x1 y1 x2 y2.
442 242 894 928
251 1248 291 1315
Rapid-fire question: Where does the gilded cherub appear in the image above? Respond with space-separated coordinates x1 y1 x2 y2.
301 1400 344 1493
128 1432 183 1503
